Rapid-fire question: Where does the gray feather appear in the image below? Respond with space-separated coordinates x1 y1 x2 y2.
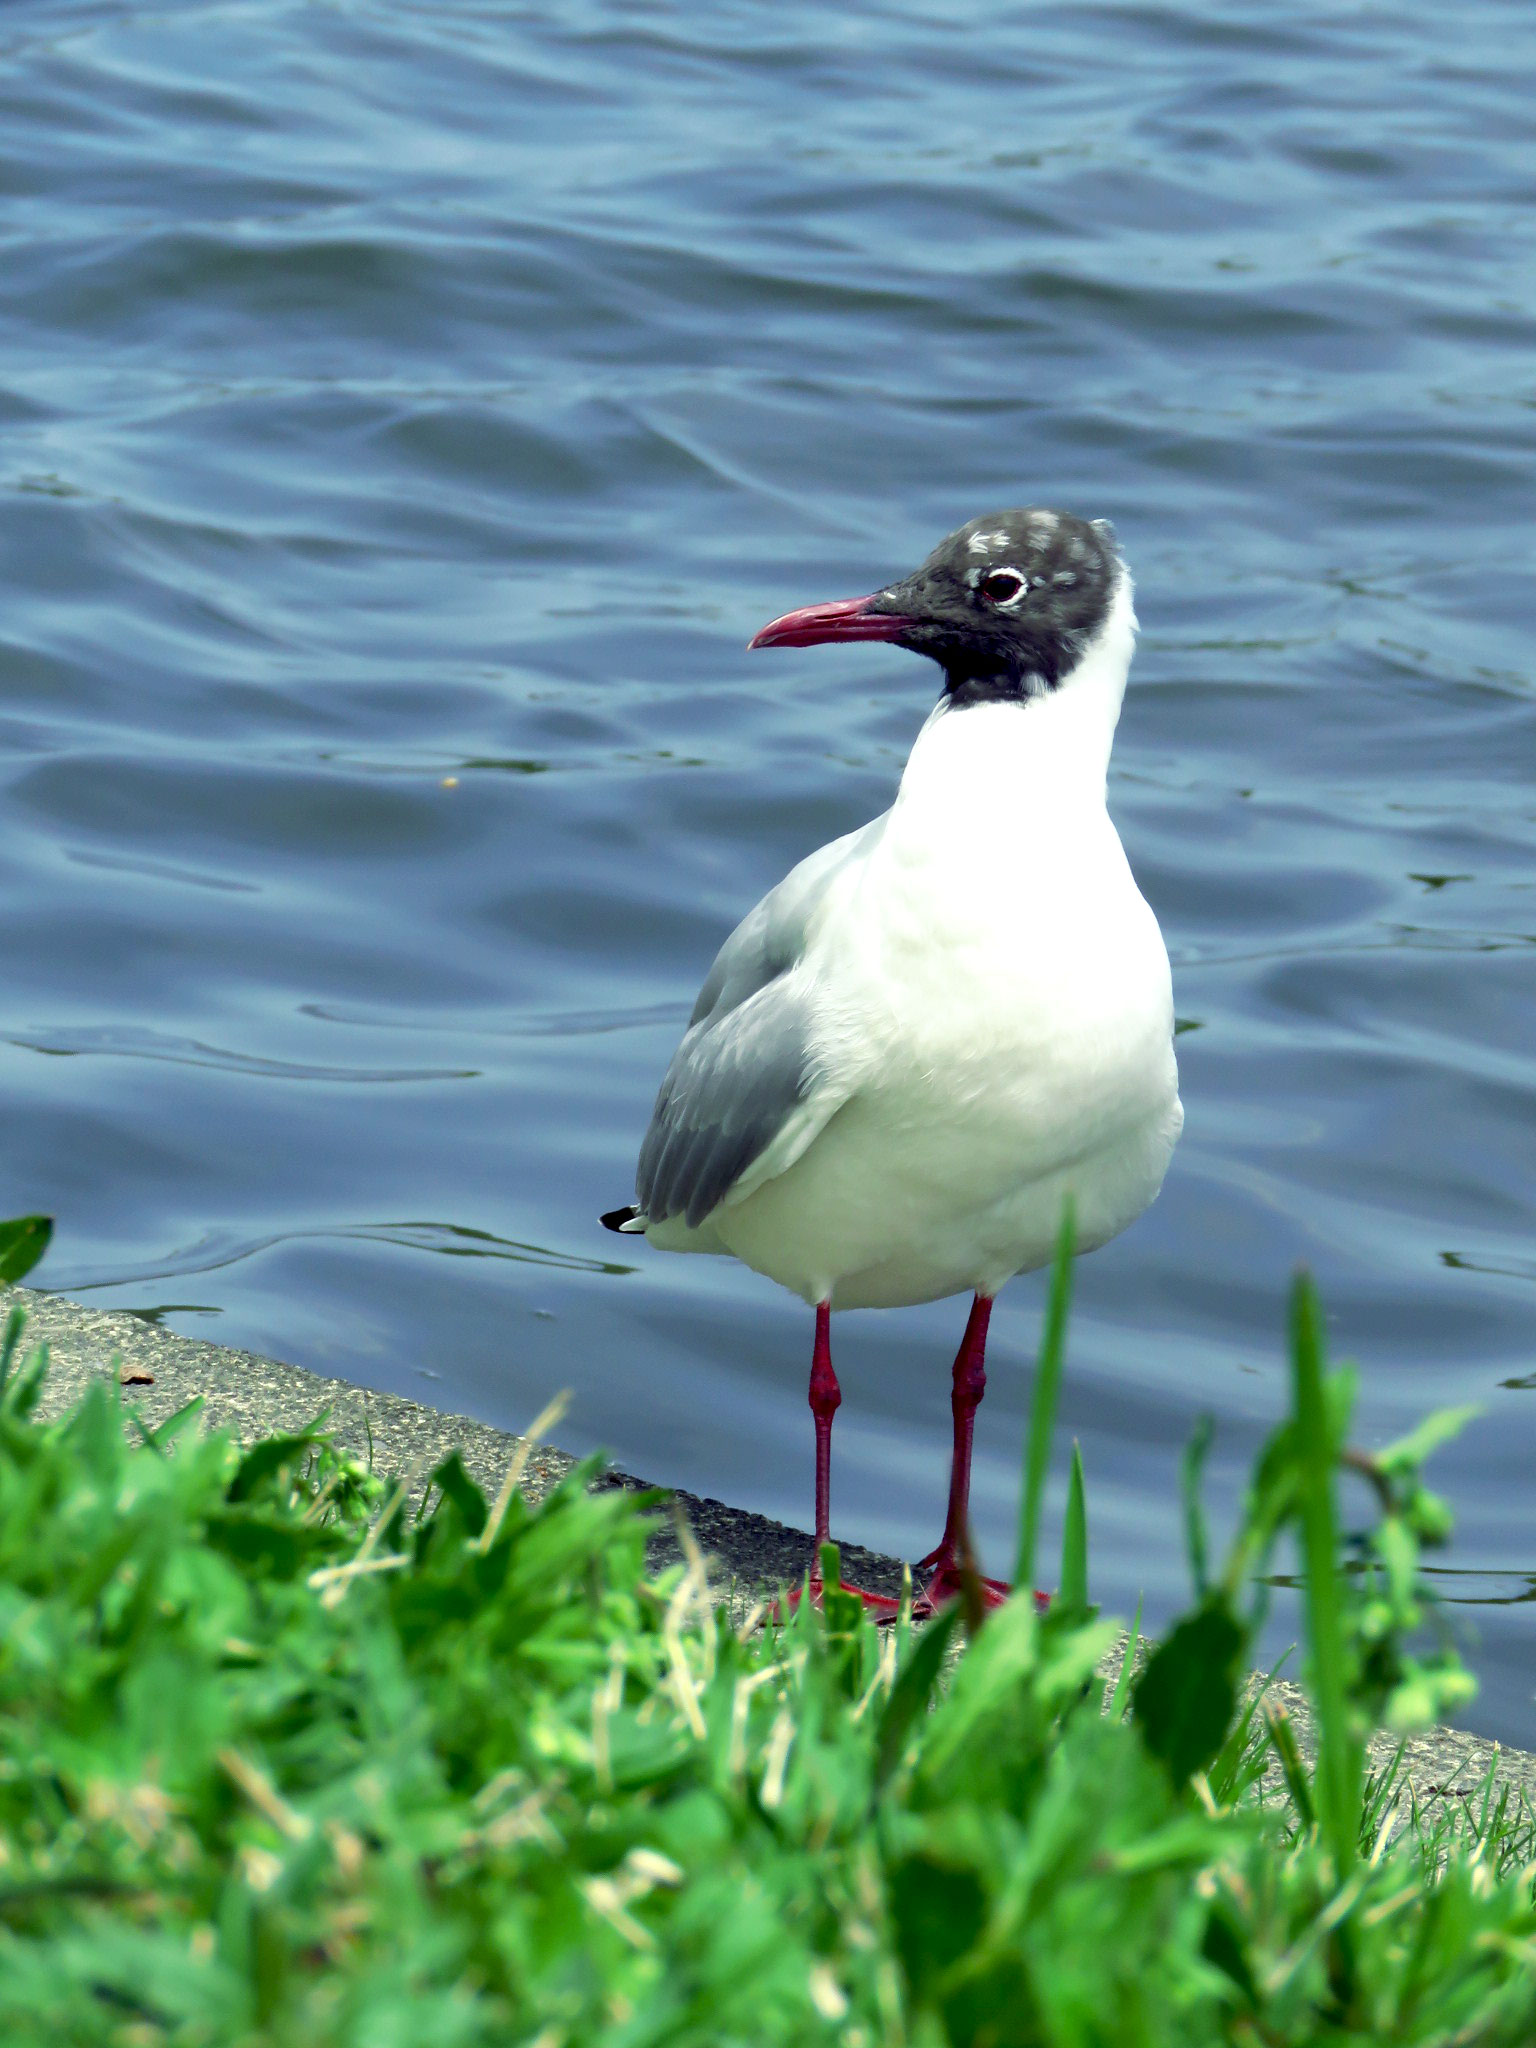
637 976 818 1228
635 818 880 1228
686 819 875 1029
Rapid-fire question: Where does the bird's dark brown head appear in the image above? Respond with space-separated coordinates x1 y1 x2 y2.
750 509 1121 705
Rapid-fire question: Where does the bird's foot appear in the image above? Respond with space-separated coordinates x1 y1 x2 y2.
912 1559 1051 1620
775 1576 906 1623
772 1544 907 1622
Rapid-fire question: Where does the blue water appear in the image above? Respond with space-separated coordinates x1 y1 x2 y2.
3 1 1535 1735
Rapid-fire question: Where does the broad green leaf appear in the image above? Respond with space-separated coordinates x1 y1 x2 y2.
1133 1596 1246 1786
0 1215 51 1286
1374 1405 1480 1476
887 1850 988 2000
229 1426 324 1501
428 1449 489 1537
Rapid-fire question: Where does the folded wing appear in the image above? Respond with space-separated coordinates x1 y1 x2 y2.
635 819 880 1229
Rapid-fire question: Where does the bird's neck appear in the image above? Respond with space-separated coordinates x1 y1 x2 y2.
896 588 1137 831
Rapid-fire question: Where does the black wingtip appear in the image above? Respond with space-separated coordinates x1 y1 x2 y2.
600 1204 640 1235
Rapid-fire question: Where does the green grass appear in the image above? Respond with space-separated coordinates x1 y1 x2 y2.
0 1214 1534 2046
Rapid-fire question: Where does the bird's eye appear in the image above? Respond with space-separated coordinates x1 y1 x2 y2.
980 568 1025 604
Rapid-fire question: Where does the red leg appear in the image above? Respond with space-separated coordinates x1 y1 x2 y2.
809 1300 838 1550
784 1302 903 1620
916 1294 992 1572
913 1294 1017 1614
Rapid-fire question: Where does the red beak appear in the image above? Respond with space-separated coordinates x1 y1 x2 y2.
748 594 917 650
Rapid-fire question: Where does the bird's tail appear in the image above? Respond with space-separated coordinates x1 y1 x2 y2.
600 1204 648 1235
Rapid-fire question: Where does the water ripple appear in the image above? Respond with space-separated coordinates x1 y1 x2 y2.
2 0 1535 1739
7 1024 477 1084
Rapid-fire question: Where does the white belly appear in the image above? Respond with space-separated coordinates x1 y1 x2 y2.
712 1009 1182 1308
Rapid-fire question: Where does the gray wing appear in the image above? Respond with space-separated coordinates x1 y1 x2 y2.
636 819 880 1230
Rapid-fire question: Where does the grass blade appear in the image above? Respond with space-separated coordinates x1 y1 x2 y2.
1181 1412 1214 1600
1108 1596 1142 1722
1013 1199 1074 1593
0 1306 28 1392
1290 1270 1360 1875
1209 1651 1292 1806
1059 1438 1088 1613
1264 1702 1315 1833
873 1604 962 1789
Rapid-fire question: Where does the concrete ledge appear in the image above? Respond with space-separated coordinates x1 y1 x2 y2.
6 1284 1532 1819
5 1285 902 1603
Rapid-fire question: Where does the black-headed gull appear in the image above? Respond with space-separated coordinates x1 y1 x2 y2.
604 510 1182 1614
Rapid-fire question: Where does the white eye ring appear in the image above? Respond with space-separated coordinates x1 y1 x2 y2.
980 567 1026 605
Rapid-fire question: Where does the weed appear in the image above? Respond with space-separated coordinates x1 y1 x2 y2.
0 1215 1532 2045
